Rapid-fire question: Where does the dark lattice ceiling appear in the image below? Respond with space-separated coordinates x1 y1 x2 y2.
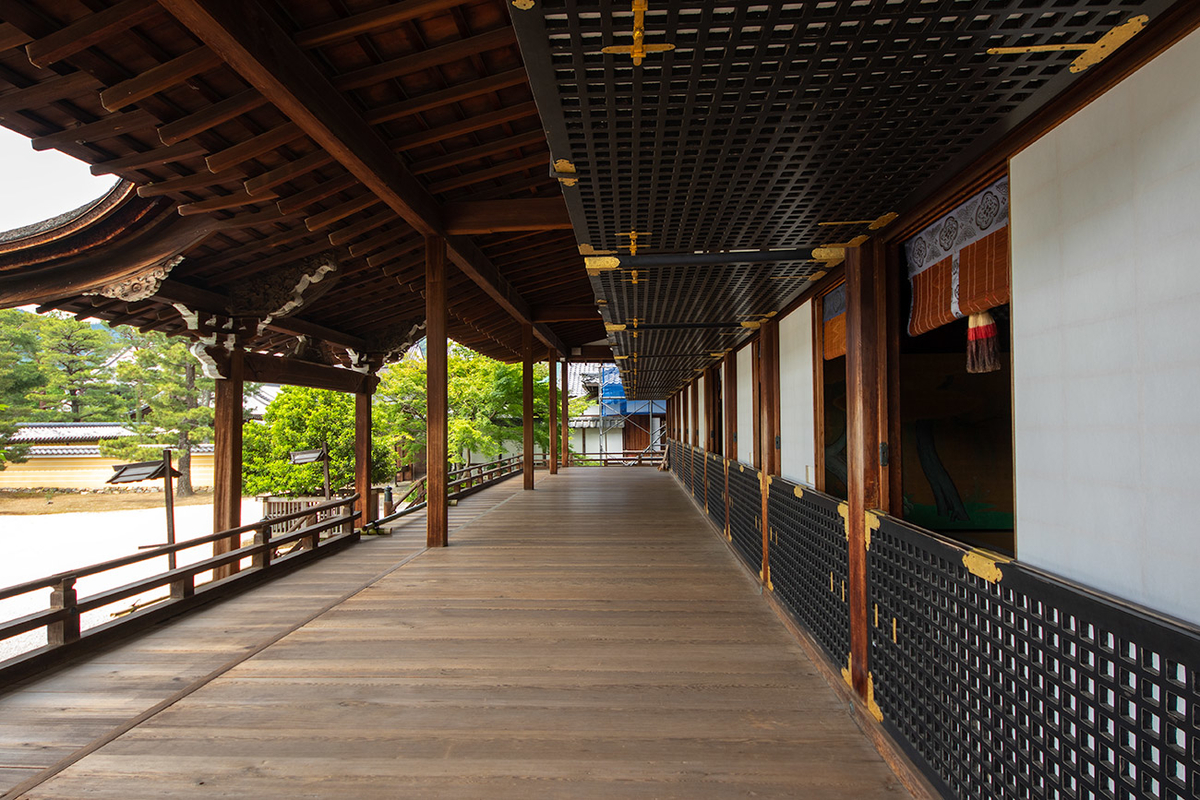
512 0 1181 397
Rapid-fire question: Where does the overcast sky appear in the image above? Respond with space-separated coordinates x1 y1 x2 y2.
0 127 118 233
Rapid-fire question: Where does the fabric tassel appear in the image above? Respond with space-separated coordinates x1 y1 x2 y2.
966 311 1000 373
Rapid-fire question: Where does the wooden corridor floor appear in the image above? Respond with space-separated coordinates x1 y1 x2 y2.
5 469 909 799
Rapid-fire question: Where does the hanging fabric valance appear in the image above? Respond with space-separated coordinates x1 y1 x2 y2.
822 284 846 361
904 176 1010 337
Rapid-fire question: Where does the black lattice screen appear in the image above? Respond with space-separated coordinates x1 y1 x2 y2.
767 476 850 666
705 453 725 533
726 462 762 574
691 446 704 503
869 514 1200 800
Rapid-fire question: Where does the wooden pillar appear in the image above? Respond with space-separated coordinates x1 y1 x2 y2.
561 360 569 467
681 385 689 445
690 378 699 447
548 349 558 475
426 235 448 547
522 323 534 490
355 387 374 526
212 345 243 580
724 353 737 460
845 243 885 699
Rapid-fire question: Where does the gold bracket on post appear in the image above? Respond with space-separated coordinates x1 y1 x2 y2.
866 672 884 722
551 159 578 187
586 255 622 276
865 510 881 551
841 653 853 689
986 15 1148 73
838 501 849 541
511 0 535 9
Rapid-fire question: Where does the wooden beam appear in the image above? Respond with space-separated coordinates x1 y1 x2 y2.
243 151 334 196
389 101 539 153
277 172 357 215
90 141 206 175
242 352 374 393
443 197 571 235
573 345 613 361
532 304 598 324
31 109 157 151
411 129 545 176
427 153 548 195
177 188 277 215
100 47 222 111
333 28 517 92
159 0 566 356
294 0 464 49
0 72 101 116
523 323 535 490
426 236 448 547
548 349 558 475
212 346 243 580
158 89 267 145
364 69 527 126
205 122 304 173
137 167 247 197
25 0 161 67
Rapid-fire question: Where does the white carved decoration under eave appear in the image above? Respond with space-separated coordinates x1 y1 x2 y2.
228 250 341 326
346 317 427 373
84 255 182 302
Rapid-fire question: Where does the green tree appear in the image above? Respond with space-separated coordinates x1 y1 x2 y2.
0 405 30 471
242 386 394 496
99 330 215 496
375 344 550 467
0 309 48 417
26 313 123 421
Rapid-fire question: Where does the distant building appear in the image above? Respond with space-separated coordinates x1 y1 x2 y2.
0 423 213 490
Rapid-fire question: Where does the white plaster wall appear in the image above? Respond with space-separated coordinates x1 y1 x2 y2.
1010 26 1200 625
736 345 754 464
779 302 816 486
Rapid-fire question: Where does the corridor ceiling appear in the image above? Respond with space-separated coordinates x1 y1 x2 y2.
0 0 1190 385
510 0 1183 397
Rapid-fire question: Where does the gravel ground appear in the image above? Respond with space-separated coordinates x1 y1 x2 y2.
0 498 262 661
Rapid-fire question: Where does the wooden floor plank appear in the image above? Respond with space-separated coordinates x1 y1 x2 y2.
11 470 908 798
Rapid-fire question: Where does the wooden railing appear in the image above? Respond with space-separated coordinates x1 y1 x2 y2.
365 455 524 530
0 495 360 685
572 449 664 466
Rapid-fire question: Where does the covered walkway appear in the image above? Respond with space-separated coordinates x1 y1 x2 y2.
3 470 906 799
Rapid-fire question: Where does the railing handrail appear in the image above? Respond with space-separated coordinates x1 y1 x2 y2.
366 455 523 530
0 494 358 603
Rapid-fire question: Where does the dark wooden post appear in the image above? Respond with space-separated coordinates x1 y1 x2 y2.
690 378 699 447
760 320 781 477
213 345 244 580
162 448 177 571
426 235 448 547
355 386 375 526
845 243 884 699
680 385 688 445
548 349 558 475
561 360 569 467
48 577 80 645
522 323 535 490
724 353 737 460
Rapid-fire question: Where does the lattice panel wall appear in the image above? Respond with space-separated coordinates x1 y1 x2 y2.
767 477 850 665
690 446 703 502
726 462 762 574
705 453 726 533
870 515 1200 800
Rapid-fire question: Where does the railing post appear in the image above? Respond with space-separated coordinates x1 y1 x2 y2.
48 577 80 645
170 571 194 600
252 522 272 570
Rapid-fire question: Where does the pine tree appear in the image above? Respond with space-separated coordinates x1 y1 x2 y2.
26 313 124 421
100 330 214 496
